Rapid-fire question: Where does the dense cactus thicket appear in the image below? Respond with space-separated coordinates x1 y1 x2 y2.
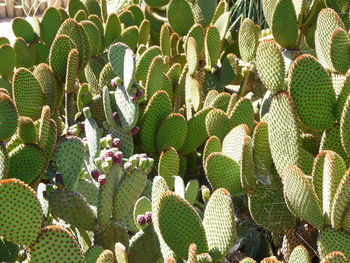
1 0 350 262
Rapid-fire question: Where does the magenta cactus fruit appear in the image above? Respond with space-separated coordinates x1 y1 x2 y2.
130 126 140 135
112 138 121 148
101 150 114 161
113 112 120 123
55 172 64 185
145 212 152 224
137 215 146 226
91 169 100 182
112 151 123 164
98 174 106 186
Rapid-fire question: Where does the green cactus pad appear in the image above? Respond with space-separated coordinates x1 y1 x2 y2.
13 68 45 121
157 191 208 259
54 136 84 191
191 0 216 27
140 91 172 153
40 8 63 45
120 26 139 52
289 245 311 263
203 136 221 169
158 147 179 190
222 124 249 163
96 250 114 263
228 97 254 133
89 14 105 52
160 24 171 57
268 92 302 177
128 226 162 263
256 40 285 94
138 19 150 46
65 48 79 94
252 121 273 183
135 46 161 81
167 0 194 36
331 169 350 230
282 166 324 229
211 0 227 24
179 107 212 155
85 113 101 159
0 44 15 81
0 143 8 178
318 227 350 260
288 54 336 131
119 10 134 28
185 180 199 205
104 13 122 48
248 177 296 233
13 37 32 68
335 71 350 121
115 85 139 131
0 92 18 142
33 64 58 112
108 126 134 158
99 63 115 90
321 251 347 263
80 20 101 57
29 225 85 262
187 24 204 54
238 18 258 62
205 152 242 196
156 113 188 152
7 144 45 185
49 34 76 82
151 176 175 260
312 151 346 224
205 109 230 141
18 116 37 144
12 17 36 43
271 0 299 49
330 28 350 75
98 165 120 225
113 169 148 220
74 9 87 22
240 136 256 193
203 188 236 261
49 189 97 231
205 25 221 68
68 0 88 17
85 56 105 95
145 56 172 100
186 37 199 75
315 8 345 70
0 179 42 246
126 5 144 26
340 94 350 156
115 243 128 263
219 54 238 86
57 18 89 70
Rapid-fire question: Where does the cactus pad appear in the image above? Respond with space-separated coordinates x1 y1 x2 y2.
0 179 42 246
158 147 180 189
0 92 18 142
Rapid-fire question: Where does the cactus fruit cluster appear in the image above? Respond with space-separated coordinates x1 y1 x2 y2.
1 0 350 262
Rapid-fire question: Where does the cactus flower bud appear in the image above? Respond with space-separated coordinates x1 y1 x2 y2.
124 161 133 173
130 126 140 135
79 122 85 132
201 186 210 203
98 174 106 186
112 151 123 164
105 134 113 148
137 215 146 226
55 172 64 185
102 157 113 174
111 77 123 88
135 89 144 98
112 138 121 148
91 169 100 182
145 212 152 224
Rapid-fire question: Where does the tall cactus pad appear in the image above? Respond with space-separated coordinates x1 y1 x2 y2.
158 147 180 190
0 179 42 246
205 26 221 68
256 40 285 94
54 136 85 191
18 116 37 144
340 95 350 156
140 91 172 153
268 92 301 177
271 0 298 49
282 166 324 229
28 225 85 262
12 17 36 43
41 7 62 46
205 152 242 196
288 54 336 131
238 19 258 62
203 188 236 261
157 192 208 259
13 68 45 121
156 113 188 152
49 35 76 82
205 109 230 141
330 28 350 74
49 190 98 231
0 44 16 80
0 92 18 141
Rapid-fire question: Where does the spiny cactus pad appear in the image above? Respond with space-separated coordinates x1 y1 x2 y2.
158 147 180 190
0 92 18 142
28 225 85 262
0 179 42 246
157 191 208 259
